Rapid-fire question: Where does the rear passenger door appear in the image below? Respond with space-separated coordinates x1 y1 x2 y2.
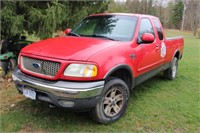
136 18 162 75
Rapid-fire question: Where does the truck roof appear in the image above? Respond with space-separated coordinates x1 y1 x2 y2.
90 13 158 19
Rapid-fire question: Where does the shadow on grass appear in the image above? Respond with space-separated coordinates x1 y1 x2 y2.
13 99 95 123
2 98 99 131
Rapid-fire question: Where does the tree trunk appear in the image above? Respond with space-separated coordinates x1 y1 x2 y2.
181 1 187 31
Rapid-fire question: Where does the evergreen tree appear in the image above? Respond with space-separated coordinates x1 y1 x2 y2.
1 1 24 38
172 0 184 30
28 1 68 39
1 0 108 39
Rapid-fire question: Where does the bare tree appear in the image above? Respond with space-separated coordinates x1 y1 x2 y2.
185 0 200 35
181 0 188 30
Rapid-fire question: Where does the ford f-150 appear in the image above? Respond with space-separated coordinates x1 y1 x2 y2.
12 13 184 124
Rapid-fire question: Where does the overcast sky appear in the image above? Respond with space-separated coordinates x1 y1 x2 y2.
115 0 170 6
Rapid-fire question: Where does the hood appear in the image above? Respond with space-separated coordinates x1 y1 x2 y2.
21 36 117 61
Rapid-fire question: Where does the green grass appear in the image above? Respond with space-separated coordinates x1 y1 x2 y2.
0 29 199 132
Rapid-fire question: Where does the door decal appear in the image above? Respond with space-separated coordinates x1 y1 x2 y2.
161 42 166 57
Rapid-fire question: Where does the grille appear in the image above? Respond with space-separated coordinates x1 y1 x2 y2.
22 56 61 77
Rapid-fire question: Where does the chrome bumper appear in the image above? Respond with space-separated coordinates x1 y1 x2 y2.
12 68 105 99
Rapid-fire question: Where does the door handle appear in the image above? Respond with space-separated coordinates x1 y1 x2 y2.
156 44 160 51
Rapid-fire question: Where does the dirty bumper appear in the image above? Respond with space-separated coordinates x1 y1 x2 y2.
12 67 105 109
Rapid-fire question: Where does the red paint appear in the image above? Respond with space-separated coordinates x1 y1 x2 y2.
141 33 155 43
64 28 71 35
19 13 184 81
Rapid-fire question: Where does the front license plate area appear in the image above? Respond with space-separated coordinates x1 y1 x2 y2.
23 88 36 100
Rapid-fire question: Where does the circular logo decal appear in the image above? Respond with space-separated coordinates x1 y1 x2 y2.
161 42 166 58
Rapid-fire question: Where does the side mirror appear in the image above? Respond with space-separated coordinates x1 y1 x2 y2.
141 33 155 43
64 28 71 35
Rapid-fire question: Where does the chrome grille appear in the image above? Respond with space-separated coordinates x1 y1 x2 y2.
22 56 61 77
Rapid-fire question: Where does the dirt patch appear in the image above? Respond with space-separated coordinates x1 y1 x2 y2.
17 123 46 133
0 75 25 113
0 77 13 90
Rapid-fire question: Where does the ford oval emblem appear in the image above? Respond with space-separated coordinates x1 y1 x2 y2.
32 63 41 69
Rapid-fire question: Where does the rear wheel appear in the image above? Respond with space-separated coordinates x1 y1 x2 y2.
0 61 8 77
164 57 178 80
90 78 129 124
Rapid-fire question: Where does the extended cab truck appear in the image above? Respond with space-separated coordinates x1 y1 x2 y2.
12 13 184 124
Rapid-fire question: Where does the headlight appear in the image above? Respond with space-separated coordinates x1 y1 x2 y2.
64 64 97 77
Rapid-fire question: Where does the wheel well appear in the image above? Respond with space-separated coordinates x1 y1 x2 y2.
105 68 132 89
174 51 180 59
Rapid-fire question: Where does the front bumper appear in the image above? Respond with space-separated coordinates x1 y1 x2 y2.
12 67 105 109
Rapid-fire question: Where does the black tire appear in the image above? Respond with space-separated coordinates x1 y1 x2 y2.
0 61 8 77
8 58 17 71
164 57 178 80
90 78 130 124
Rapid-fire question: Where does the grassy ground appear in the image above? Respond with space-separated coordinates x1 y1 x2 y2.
0 29 199 132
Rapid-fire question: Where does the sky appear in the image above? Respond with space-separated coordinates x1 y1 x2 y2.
114 0 171 7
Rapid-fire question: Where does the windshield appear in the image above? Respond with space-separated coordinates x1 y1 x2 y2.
70 15 138 41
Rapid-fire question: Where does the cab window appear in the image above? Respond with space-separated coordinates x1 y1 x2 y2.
138 18 155 36
153 19 164 40
138 18 155 43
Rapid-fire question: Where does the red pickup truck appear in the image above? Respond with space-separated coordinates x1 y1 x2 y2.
12 13 184 124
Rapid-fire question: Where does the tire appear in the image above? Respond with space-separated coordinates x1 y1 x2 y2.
164 57 178 80
8 58 16 71
90 78 130 124
0 61 8 77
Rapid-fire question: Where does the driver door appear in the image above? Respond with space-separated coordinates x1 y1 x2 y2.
136 18 161 75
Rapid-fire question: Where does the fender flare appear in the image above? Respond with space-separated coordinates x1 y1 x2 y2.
103 64 135 89
172 49 181 60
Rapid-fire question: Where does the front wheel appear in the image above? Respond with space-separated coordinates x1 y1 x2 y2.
90 78 130 124
164 57 178 80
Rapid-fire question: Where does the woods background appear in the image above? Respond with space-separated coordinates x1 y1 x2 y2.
1 0 200 39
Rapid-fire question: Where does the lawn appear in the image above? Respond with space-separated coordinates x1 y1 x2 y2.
0 29 199 132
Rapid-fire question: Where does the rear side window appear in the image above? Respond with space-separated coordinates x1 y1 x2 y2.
153 19 164 40
138 18 155 37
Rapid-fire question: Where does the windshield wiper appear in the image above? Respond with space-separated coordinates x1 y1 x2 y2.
68 32 80 37
91 34 116 41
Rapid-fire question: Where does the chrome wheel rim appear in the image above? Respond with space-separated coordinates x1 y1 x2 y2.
172 65 177 78
103 87 124 117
